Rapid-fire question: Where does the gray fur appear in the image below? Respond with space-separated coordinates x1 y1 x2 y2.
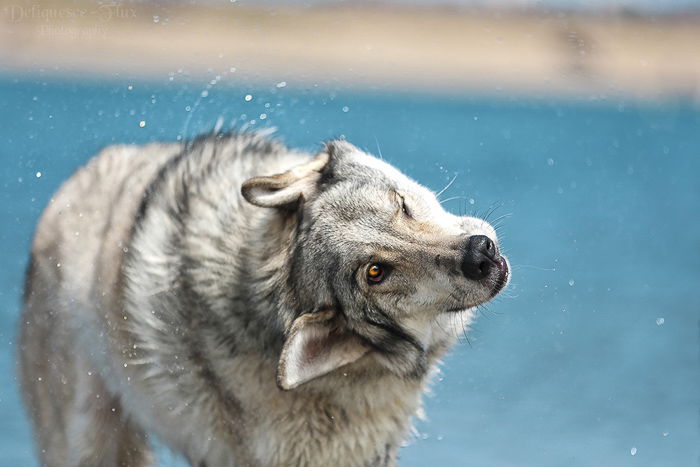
18 132 509 466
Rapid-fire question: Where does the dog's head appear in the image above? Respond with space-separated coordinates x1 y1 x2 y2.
242 140 509 390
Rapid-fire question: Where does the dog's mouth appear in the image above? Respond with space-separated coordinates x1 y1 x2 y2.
490 255 509 297
445 255 509 312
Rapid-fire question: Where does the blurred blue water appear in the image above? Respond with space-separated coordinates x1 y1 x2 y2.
0 73 698 466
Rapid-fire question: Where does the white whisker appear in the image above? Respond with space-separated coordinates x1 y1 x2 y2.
436 173 459 198
374 136 384 160
512 264 556 272
439 196 464 205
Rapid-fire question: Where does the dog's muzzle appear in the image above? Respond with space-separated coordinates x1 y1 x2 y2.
460 234 509 296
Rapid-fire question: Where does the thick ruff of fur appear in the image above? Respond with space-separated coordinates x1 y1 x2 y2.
19 132 508 466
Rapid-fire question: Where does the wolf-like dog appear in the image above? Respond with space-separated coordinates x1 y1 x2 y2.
19 131 509 466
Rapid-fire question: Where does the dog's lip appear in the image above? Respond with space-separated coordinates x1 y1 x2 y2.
444 255 509 312
490 255 509 297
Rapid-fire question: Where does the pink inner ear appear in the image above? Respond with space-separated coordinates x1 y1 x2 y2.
241 151 330 208
277 312 370 390
302 334 326 364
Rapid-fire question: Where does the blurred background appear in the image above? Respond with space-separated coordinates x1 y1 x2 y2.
1 0 699 466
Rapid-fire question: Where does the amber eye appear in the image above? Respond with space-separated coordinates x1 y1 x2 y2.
366 264 386 284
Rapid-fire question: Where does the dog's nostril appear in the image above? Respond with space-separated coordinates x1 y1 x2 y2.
461 235 497 281
485 238 495 257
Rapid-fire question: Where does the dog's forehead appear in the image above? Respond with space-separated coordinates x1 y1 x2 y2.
341 150 431 197
312 152 455 239
348 151 409 181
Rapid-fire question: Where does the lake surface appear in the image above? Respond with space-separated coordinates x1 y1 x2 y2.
1 73 698 466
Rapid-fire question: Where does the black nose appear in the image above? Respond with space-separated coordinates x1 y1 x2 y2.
461 235 497 280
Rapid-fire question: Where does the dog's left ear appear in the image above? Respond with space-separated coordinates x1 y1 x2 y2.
277 309 370 390
241 151 329 208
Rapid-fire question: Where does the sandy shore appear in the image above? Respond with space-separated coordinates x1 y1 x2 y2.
1 1 699 100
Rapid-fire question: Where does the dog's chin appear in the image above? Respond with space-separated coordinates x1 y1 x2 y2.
446 255 509 312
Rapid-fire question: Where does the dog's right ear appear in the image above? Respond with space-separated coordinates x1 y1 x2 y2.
277 309 370 390
241 151 329 208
